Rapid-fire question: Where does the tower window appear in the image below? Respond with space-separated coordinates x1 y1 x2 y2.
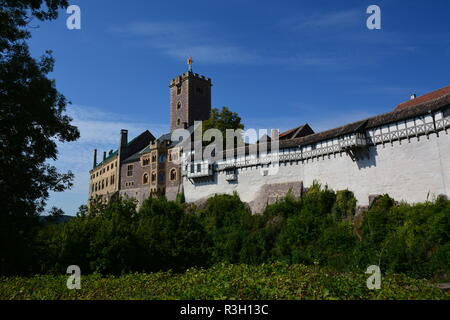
151 172 156 183
127 165 133 177
143 173 149 185
177 119 181 126
170 169 177 181
177 85 182 95
196 87 204 95
177 101 182 110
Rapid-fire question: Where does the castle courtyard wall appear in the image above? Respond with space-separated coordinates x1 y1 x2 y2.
183 131 450 213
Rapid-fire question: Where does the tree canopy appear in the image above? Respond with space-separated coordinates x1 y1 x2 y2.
0 0 79 275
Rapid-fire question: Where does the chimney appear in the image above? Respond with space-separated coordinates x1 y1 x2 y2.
120 129 128 148
103 151 106 161
271 129 280 140
410 94 417 100
93 149 97 169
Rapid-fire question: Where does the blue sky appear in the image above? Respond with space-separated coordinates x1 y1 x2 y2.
28 0 450 215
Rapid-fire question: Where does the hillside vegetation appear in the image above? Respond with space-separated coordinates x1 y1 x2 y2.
28 184 449 280
1 264 448 300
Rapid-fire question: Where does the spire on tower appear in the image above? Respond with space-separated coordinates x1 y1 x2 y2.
187 56 194 72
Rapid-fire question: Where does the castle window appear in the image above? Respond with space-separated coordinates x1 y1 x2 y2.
169 150 179 162
91 184 94 193
106 178 109 187
196 87 204 95
127 165 134 177
111 175 115 185
177 85 182 95
102 180 105 189
151 172 156 183
170 169 177 181
151 153 157 162
177 119 181 126
190 164 195 173
142 157 150 166
111 162 114 169
197 164 201 172
143 173 149 185
177 102 182 110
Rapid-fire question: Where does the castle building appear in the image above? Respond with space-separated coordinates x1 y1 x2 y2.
89 63 212 205
182 86 450 213
89 62 450 213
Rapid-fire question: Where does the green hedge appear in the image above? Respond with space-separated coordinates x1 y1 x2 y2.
4 186 449 280
1 264 448 300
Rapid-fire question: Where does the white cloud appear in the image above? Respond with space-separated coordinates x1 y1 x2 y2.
109 20 351 68
290 9 361 30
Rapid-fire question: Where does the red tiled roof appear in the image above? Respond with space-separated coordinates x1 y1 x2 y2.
279 124 314 140
395 85 450 111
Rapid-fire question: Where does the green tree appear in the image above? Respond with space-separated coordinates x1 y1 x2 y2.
0 0 79 275
202 107 244 149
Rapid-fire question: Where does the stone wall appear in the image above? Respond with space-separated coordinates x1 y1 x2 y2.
183 131 450 213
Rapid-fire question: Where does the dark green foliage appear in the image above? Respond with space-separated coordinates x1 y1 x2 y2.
202 106 245 149
199 193 252 263
1 264 448 300
134 197 210 272
357 196 450 278
202 107 245 136
332 190 357 221
0 0 78 276
11 187 450 280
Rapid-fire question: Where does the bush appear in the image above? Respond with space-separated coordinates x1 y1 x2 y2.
1 264 447 300
24 187 450 281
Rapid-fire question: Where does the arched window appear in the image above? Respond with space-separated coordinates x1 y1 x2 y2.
177 101 182 110
143 173 149 185
177 118 181 126
151 172 156 183
170 169 177 181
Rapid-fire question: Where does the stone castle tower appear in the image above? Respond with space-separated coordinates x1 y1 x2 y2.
169 71 212 132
